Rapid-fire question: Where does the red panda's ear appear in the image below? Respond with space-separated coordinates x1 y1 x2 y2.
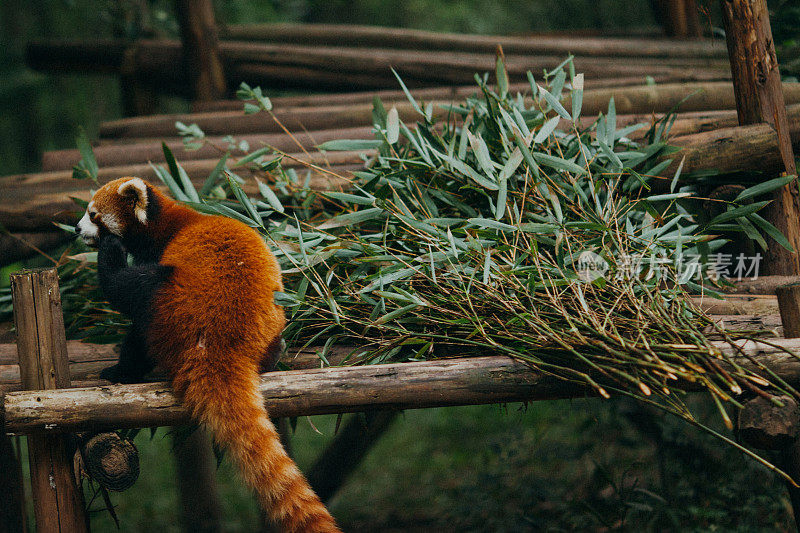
117 178 149 224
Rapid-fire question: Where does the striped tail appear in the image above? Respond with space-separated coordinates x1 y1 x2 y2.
175 356 341 533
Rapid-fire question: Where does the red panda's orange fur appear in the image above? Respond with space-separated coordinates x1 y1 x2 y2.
90 179 339 532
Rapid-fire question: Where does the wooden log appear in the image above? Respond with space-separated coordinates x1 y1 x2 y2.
221 23 726 58
174 0 226 102
665 121 800 176
0 342 357 392
0 312 783 389
173 428 222 533
97 82 800 140
26 39 731 95
0 434 25 533
78 432 139 492
773 282 800 524
192 77 688 113
723 276 800 295
306 411 398 502
10 268 88 532
690 294 779 316
778 284 800 338
6 338 800 435
41 126 375 171
737 395 800 449
722 0 800 276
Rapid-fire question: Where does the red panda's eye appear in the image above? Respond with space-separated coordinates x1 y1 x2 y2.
89 212 100 222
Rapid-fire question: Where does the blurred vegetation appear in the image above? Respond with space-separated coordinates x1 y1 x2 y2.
14 400 791 532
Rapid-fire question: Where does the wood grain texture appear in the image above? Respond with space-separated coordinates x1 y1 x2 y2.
10 268 88 533
6 338 800 435
722 0 800 276
222 23 726 58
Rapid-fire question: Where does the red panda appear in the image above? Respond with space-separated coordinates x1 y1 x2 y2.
76 177 340 533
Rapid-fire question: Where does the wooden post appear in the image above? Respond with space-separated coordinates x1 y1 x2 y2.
10 268 88 533
174 0 226 102
656 0 702 38
306 411 398 502
173 427 222 533
773 282 800 528
721 0 800 276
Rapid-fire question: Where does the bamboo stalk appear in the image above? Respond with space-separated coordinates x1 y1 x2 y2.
5 339 800 435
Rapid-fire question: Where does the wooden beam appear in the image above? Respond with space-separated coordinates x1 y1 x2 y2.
6 338 800 435
10 268 88 532
221 23 725 58
96 82 800 140
25 39 731 94
721 0 800 275
174 0 226 102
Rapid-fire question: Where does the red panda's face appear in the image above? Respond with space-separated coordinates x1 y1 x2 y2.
77 177 150 247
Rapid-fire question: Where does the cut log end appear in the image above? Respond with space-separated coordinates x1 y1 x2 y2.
78 432 139 492
737 395 800 450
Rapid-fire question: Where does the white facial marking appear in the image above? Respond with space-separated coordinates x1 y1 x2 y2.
101 213 122 236
118 178 149 224
77 201 99 243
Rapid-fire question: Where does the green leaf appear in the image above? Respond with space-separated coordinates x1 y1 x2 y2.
162 142 199 202
317 139 383 151
374 303 420 325
735 175 797 202
75 127 99 183
225 171 262 226
533 117 560 145
750 212 794 251
386 107 400 144
316 207 385 230
234 146 272 167
532 153 585 175
323 191 376 206
707 201 770 226
391 68 424 116
201 152 229 196
150 163 189 202
537 85 571 120
495 52 509 97
256 178 285 213
571 73 584 121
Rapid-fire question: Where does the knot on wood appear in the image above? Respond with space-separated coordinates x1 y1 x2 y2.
737 395 800 450
79 432 139 491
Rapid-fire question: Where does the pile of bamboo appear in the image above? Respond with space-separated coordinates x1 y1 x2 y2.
3 79 800 262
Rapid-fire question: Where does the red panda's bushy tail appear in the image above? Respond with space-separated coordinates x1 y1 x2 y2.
174 351 340 533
